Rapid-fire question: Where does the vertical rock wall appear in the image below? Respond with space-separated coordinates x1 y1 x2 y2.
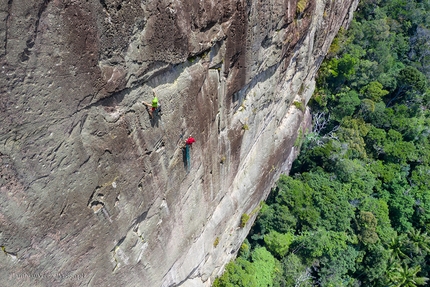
0 0 358 286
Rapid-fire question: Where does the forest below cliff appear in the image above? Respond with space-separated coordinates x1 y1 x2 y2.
214 0 430 286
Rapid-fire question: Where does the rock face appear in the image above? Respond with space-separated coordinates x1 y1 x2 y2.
0 0 358 286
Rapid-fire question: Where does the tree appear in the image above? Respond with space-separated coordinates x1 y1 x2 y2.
317 246 360 287
264 231 294 258
213 247 281 287
251 202 297 237
213 258 258 287
360 197 396 243
365 126 387 158
252 247 281 287
333 158 376 198
293 229 349 261
388 262 429 287
387 66 428 106
405 228 430 279
357 243 390 285
302 171 355 232
331 90 361 121
383 129 417 164
387 234 409 261
325 54 359 89
281 253 312 287
274 175 319 231
360 81 389 102
406 229 430 256
335 118 370 159
356 211 379 245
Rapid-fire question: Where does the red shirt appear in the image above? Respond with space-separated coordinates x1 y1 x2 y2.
186 137 195 145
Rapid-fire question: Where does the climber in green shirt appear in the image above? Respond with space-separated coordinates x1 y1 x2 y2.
143 91 161 119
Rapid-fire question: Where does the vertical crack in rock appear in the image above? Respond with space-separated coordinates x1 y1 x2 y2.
59 199 68 217
101 206 113 223
19 0 51 62
111 236 126 272
131 211 148 230
2 0 13 56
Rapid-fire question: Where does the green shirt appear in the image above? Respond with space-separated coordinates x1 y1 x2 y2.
152 97 158 108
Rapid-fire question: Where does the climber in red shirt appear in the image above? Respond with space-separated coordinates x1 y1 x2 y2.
185 136 195 146
182 136 195 173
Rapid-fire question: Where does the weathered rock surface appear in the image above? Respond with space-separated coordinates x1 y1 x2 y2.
0 0 358 286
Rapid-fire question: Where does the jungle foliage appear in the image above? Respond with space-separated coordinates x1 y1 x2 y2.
214 0 430 286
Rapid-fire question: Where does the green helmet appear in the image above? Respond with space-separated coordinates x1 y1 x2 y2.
152 97 158 107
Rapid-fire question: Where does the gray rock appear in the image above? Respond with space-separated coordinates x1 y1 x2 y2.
0 0 358 286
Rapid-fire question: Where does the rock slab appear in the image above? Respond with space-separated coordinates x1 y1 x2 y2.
0 0 358 286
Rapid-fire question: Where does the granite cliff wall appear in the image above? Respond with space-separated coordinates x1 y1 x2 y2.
0 0 358 286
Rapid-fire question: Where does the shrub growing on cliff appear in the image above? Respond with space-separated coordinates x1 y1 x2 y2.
213 237 220 248
240 213 250 228
293 101 305 112
296 0 308 15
